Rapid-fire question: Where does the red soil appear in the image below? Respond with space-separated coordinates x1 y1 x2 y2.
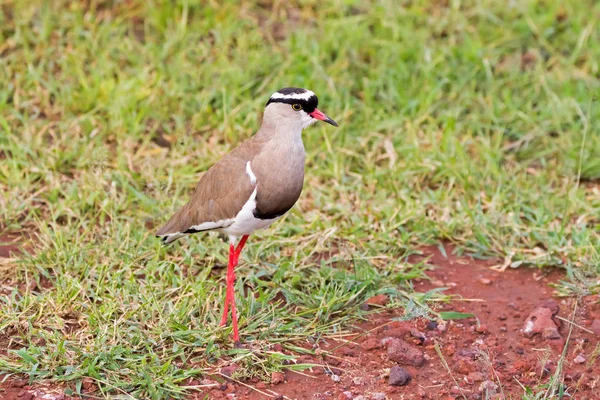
0 233 22 258
2 245 600 400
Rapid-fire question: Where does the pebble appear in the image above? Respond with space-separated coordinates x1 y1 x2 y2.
388 366 411 386
339 391 353 400
467 372 485 383
370 393 387 400
331 374 341 383
220 364 239 378
479 278 492 285
410 329 426 344
574 354 586 364
16 391 34 400
352 376 365 386
341 347 358 357
361 338 382 351
426 320 438 330
366 294 389 307
437 322 447 332
542 326 562 340
271 371 285 384
479 380 498 395
522 307 561 340
386 338 425 367
450 386 462 395
11 380 27 388
475 324 488 334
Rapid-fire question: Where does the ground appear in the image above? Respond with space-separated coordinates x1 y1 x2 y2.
2 244 600 399
1 0 600 399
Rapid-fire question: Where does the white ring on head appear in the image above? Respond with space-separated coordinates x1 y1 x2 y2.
270 90 316 101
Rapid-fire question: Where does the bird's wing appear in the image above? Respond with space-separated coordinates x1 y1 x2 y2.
156 141 260 243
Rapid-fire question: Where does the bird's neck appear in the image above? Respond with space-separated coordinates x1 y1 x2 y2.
257 119 304 144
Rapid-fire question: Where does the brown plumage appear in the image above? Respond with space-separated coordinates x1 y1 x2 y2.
155 87 338 342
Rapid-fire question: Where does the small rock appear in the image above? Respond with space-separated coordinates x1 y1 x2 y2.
331 374 341 383
542 326 561 340
387 338 425 367
454 357 477 375
475 325 488 334
371 393 387 400
366 294 389 307
352 376 365 386
201 378 218 387
11 380 27 388
590 319 600 336
437 322 447 332
226 394 237 400
479 278 492 285
498 314 507 321
410 329 426 344
361 338 382 351
450 386 462 395
324 355 341 367
341 347 358 357
338 391 353 400
220 364 239 378
17 392 33 400
479 380 498 395
271 371 285 384
354 396 367 400
388 366 411 386
256 381 266 389
379 327 410 340
574 354 586 364
539 299 559 315
522 307 561 340
426 320 438 330
467 372 485 383
82 377 97 392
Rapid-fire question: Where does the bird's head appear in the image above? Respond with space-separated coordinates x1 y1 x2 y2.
263 87 338 131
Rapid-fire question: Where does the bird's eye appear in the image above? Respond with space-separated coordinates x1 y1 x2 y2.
292 104 302 111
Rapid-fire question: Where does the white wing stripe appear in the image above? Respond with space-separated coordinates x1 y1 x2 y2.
245 161 257 185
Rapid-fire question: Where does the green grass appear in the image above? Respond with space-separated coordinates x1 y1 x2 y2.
1 0 599 398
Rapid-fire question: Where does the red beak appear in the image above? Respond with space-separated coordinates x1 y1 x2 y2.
309 108 338 127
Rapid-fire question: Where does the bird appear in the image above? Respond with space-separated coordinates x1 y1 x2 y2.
156 87 338 343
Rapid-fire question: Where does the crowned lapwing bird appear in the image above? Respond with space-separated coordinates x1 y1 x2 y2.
156 87 338 342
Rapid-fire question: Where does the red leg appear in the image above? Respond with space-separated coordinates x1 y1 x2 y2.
228 235 249 342
220 243 235 326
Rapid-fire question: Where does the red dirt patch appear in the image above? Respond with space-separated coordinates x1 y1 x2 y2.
198 246 600 399
0 233 23 258
2 246 600 399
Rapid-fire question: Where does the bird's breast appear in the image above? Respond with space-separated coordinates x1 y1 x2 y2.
251 144 305 220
